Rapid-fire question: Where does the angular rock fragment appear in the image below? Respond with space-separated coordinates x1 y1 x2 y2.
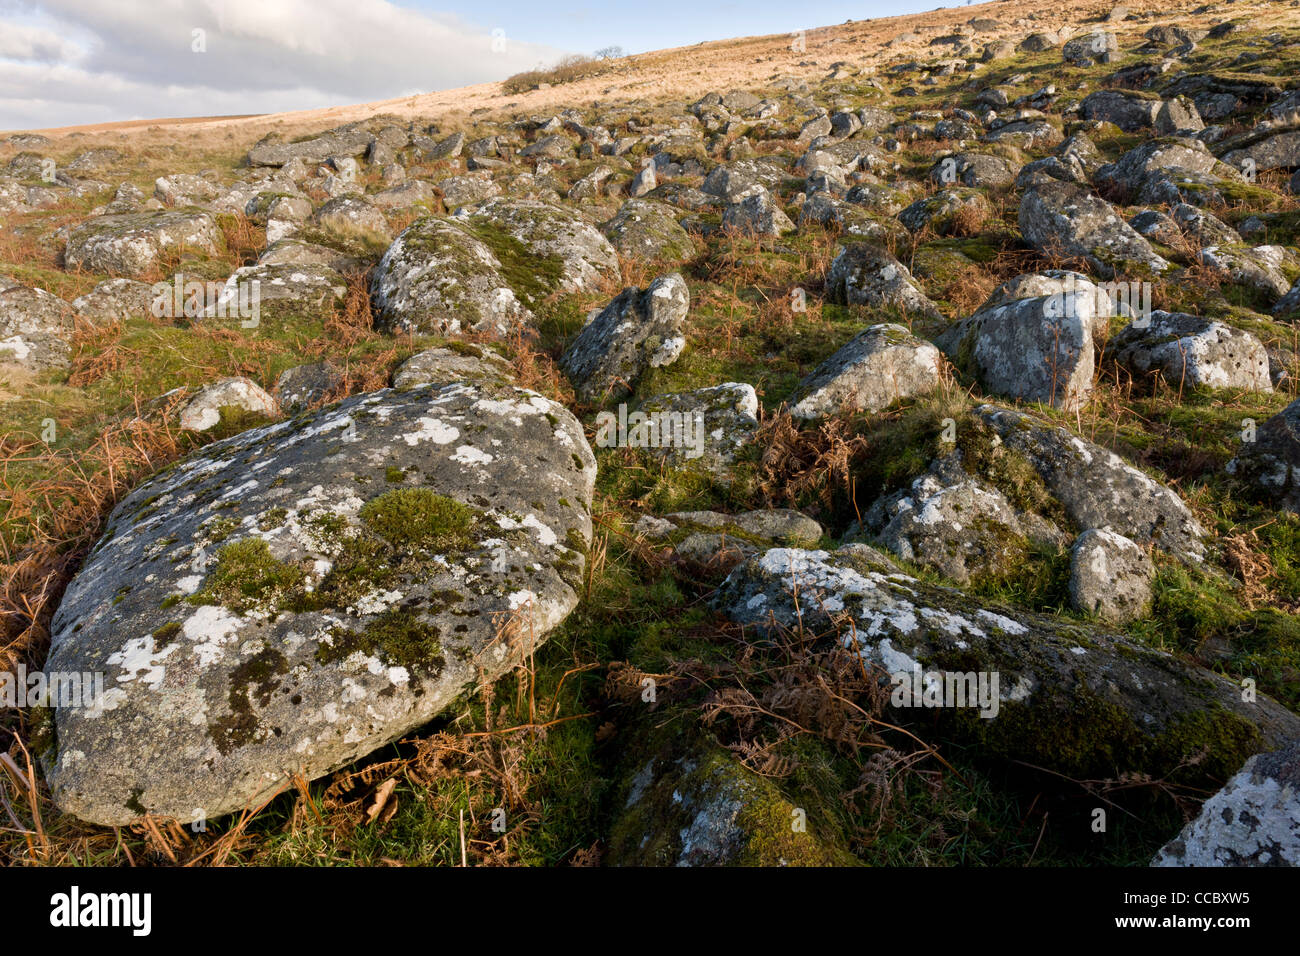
788 324 942 419
1068 528 1153 624
561 273 690 402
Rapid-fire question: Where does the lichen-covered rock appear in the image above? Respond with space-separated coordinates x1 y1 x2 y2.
310 196 392 241
567 166 613 201
0 285 77 371
1220 127 1300 174
436 174 500 207
217 262 348 318
970 270 1115 320
721 190 795 237
897 187 991 236
72 278 156 320
1094 139 1228 202
940 291 1097 411
64 210 223 278
66 147 123 175
1169 203 1242 247
391 343 513 389
421 131 465 161
798 193 905 244
1153 743 1300 866
368 180 437 214
246 127 373 167
178 377 279 431
635 383 759 481
789 324 941 419
1226 396 1300 513
1079 90 1162 131
983 118 1063 151
275 361 343 412
371 216 534 337
257 238 364 273
1019 182 1169 279
1018 32 1060 53
154 173 220 208
628 162 657 198
244 191 312 226
606 722 858 866
1275 278 1300 321
1063 31 1117 65
1198 244 1297 300
602 199 695 262
561 273 690 403
659 509 823 547
931 151 1022 189
646 508 823 573
824 244 942 319
43 381 596 825
1155 96 1205 135
1068 528 1153 624
714 546 1300 783
978 405 1206 561
454 197 618 295
856 460 1064 586
1110 311 1272 392
700 159 787 203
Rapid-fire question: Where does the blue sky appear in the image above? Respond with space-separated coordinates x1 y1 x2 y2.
417 0 954 60
0 0 964 130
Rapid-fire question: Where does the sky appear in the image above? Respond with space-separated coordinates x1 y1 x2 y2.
0 0 960 131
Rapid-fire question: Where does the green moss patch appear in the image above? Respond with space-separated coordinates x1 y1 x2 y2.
187 538 307 614
358 488 474 551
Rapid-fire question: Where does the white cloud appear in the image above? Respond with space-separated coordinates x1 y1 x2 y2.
0 0 565 130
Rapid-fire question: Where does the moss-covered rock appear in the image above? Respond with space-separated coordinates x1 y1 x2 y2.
606 720 860 866
42 380 597 826
715 546 1300 785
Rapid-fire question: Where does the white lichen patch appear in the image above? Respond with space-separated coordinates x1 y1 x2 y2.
106 635 180 690
403 416 459 446
451 444 494 466
181 604 244 667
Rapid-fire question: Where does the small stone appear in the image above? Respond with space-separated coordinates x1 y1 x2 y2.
1068 528 1154 623
178 377 279 432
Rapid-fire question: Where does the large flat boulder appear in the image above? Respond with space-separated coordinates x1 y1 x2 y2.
715 546 1300 783
42 381 596 825
1019 182 1169 279
64 210 223 278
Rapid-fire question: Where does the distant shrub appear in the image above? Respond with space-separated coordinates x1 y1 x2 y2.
501 54 614 95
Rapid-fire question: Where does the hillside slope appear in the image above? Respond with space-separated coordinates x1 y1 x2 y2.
2 0 1300 867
